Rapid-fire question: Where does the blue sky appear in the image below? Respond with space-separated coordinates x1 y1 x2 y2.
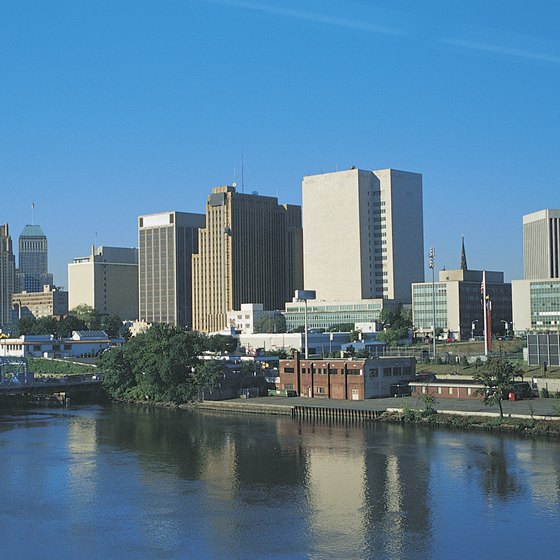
2 0 559 287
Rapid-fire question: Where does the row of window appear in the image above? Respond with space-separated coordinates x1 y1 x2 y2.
283 366 363 375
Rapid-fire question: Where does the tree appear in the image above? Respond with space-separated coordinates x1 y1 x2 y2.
71 304 102 330
56 314 87 337
326 323 354 332
253 314 286 334
103 314 124 338
16 316 37 336
100 324 209 403
205 334 238 354
192 360 224 400
474 356 522 418
378 305 412 347
98 345 135 399
36 316 58 335
349 330 361 342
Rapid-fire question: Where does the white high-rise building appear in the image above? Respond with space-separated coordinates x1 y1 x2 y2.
302 168 424 302
523 209 560 280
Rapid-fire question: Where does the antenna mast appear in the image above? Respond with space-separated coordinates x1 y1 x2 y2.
241 150 245 193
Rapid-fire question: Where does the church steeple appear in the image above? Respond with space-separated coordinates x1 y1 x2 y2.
460 235 468 271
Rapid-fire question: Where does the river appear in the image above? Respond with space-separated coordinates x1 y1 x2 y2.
1 404 560 560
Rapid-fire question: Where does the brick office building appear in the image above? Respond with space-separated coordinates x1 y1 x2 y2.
278 352 416 400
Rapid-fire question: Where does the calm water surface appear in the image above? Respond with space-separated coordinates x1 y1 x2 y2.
1 404 560 560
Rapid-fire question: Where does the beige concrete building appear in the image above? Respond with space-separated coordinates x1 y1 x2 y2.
192 186 303 333
512 278 560 334
138 211 205 327
523 209 560 280
12 285 68 319
68 246 139 320
302 168 424 303
0 224 16 329
226 303 284 334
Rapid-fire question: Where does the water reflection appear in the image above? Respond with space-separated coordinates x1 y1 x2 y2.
3 406 560 559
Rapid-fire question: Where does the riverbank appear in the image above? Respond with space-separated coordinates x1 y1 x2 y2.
190 395 560 438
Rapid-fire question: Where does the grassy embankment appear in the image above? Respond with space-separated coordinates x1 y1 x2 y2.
28 357 97 378
381 407 560 437
415 339 559 379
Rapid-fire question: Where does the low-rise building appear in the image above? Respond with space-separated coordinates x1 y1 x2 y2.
0 331 115 359
12 285 68 320
283 299 399 332
238 331 352 356
278 353 416 400
226 303 284 334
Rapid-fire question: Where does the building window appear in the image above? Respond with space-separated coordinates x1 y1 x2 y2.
328 368 337 375
284 384 294 391
467 387 472 396
448 387 453 395
370 368 378 377
383 368 392 377
284 367 294 374
316 386 326 395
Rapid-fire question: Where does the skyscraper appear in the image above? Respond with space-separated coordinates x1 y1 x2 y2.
138 211 205 327
523 209 560 279
16 224 53 292
192 186 303 333
302 168 424 302
0 224 16 328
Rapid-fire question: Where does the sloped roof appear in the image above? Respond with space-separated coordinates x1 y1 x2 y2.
20 224 46 238
72 330 109 340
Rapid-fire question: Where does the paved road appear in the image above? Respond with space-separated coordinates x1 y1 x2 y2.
224 395 560 418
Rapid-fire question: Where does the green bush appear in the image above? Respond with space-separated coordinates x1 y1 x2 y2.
540 387 550 398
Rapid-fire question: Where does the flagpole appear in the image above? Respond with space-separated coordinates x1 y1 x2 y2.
483 270 488 357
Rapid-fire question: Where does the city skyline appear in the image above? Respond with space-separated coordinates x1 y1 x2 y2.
4 1 560 286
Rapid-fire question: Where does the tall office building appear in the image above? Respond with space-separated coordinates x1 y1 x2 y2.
523 209 560 279
302 168 424 302
0 224 16 328
16 224 53 292
68 246 139 320
138 211 205 327
192 186 303 333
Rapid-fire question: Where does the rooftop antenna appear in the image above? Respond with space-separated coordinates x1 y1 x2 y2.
31 202 35 225
233 160 237 188
241 150 245 193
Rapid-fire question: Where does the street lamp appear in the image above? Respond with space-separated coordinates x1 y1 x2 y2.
471 320 478 341
501 320 510 337
295 290 316 359
428 247 436 362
